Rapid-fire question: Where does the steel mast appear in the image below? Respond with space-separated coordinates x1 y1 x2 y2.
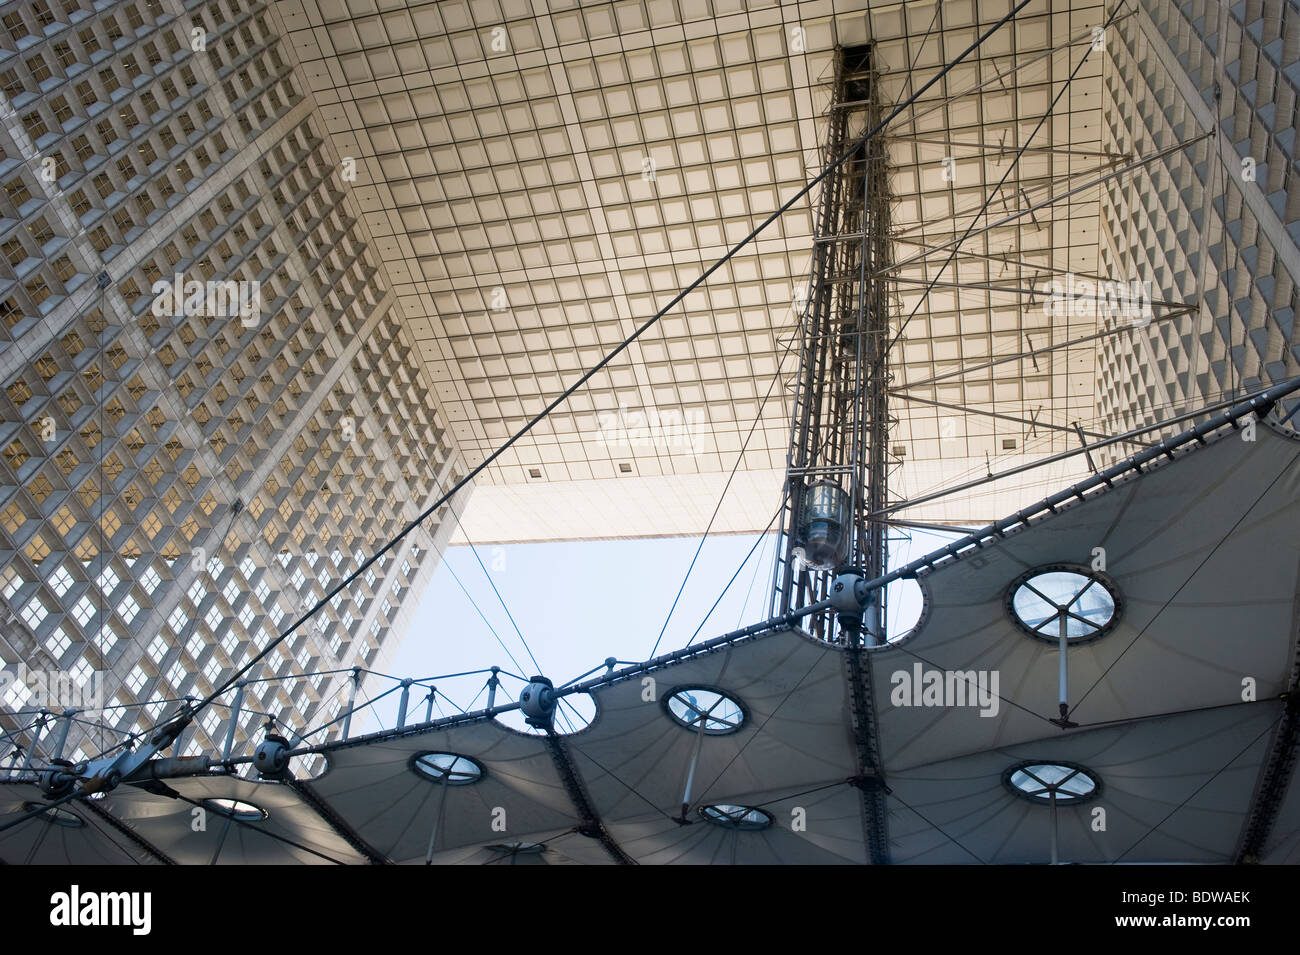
772 43 896 646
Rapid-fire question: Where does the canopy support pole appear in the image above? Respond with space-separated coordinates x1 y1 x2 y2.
222 682 245 761
677 702 714 823
1058 620 1069 718
1051 614 1079 729
19 714 46 774
424 769 452 865
396 679 413 729
51 709 76 761
340 668 362 740
1050 789 1059 865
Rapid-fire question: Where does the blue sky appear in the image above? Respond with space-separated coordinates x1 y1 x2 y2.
351 525 958 735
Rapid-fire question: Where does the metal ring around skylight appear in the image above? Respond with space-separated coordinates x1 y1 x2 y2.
201 797 269 821
699 804 773 830
410 751 485 785
1004 761 1101 805
1007 565 1121 645
663 685 747 736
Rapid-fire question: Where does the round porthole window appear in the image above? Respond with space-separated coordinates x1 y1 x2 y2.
410 752 484 785
663 686 745 735
1008 566 1119 644
699 804 772 830
1004 761 1100 804
200 797 268 821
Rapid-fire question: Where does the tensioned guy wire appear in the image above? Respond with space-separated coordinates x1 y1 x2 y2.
116 0 1040 749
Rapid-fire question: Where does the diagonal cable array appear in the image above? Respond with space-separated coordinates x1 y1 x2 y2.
142 0 1036 746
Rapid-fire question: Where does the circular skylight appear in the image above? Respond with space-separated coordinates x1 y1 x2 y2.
1005 762 1100 804
699 804 772 830
488 841 546 856
411 752 484 785
201 797 268 821
1009 567 1119 643
664 687 745 735
23 802 84 828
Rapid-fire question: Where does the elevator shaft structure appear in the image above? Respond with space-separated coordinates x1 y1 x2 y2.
771 44 896 645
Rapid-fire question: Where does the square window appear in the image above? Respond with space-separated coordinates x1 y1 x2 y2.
93 628 117 655
201 708 220 736
141 567 161 594
97 565 119 594
71 657 93 686
166 660 186 689
21 596 48 629
48 564 75 597
117 594 140 624
44 626 70 658
2 676 32 708
1 566 24 599
72 594 95 627
126 666 147 695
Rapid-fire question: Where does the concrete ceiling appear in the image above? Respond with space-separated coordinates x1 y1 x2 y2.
272 0 1138 542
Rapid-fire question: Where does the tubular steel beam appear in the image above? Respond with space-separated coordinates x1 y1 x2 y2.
543 734 634 865
82 800 178 866
284 777 391 865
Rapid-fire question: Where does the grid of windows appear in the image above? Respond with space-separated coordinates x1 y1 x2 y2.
0 0 475 767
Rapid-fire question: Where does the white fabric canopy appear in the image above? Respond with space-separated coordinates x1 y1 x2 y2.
4 420 1298 864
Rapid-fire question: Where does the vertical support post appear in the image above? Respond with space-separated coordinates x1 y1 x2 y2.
20 713 47 774
1050 789 1059 865
396 678 413 729
3 742 21 777
678 702 713 821
222 682 246 761
51 709 76 761
486 667 500 711
423 770 452 865
424 686 436 723
173 706 193 756
771 44 892 642
341 667 361 740
1058 616 1069 720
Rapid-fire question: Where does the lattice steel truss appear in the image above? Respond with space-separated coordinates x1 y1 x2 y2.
771 44 897 645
